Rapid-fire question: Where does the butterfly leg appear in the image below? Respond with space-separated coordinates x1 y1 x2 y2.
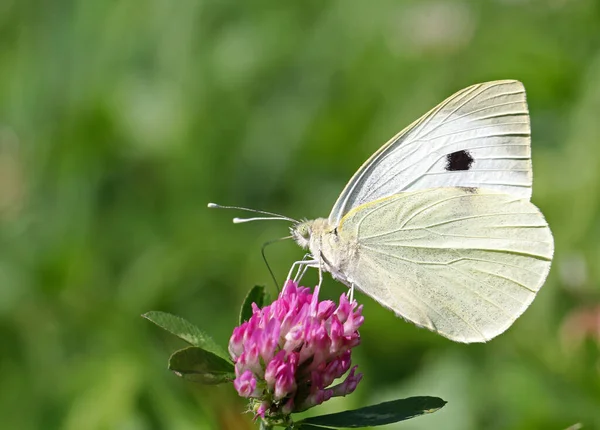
318 259 323 289
286 254 315 280
317 238 324 289
316 249 326 289
348 283 355 302
293 259 317 284
285 255 318 291
293 262 308 283
286 254 307 281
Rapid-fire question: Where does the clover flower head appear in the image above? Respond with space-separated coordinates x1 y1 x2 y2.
229 280 364 420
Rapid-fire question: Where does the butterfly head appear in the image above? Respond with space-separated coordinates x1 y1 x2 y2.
291 221 312 249
291 218 334 251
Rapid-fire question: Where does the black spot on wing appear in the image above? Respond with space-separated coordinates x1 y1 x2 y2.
446 150 474 171
460 186 478 194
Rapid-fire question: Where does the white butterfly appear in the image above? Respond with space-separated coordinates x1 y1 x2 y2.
211 80 554 343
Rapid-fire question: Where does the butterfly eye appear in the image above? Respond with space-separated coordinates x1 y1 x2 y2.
300 225 310 239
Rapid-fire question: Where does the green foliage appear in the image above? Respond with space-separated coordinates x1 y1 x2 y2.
298 397 446 428
168 346 234 385
142 310 234 384
240 285 268 324
143 310 238 384
143 311 230 361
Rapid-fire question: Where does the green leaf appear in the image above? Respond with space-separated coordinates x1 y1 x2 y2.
263 290 272 306
142 311 230 362
239 285 267 324
299 396 446 428
297 425 331 430
168 346 235 385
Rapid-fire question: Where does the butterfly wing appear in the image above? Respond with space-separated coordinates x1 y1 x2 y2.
329 80 532 225
337 188 553 343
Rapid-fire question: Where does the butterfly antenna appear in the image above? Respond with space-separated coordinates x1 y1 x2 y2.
261 236 293 293
208 203 298 224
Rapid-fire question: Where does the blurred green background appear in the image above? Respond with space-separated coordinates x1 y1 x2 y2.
1 0 600 429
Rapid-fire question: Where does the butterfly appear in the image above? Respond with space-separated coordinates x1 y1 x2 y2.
211 80 554 343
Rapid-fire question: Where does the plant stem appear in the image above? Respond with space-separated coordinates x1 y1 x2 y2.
259 420 273 430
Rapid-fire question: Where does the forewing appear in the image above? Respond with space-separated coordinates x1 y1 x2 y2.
338 188 553 343
329 80 532 225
